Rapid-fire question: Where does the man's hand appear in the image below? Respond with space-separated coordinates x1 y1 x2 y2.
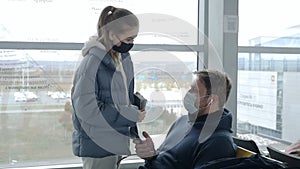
133 131 156 159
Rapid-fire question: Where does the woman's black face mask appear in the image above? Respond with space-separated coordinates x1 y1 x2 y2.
112 36 134 53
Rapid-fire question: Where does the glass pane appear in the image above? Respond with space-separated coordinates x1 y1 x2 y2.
131 51 197 149
239 0 300 47
0 49 197 167
237 53 300 152
0 49 81 168
0 0 198 44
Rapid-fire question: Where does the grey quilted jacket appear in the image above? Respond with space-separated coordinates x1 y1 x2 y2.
71 36 139 158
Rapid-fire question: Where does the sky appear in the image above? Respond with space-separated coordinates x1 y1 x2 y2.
238 0 300 45
1 0 300 43
1 0 300 61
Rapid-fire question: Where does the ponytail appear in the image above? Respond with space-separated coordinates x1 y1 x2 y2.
97 6 139 64
97 6 116 37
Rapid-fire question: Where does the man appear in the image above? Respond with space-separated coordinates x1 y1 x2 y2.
133 70 236 169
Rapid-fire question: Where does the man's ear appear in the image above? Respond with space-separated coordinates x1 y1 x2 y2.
209 94 218 104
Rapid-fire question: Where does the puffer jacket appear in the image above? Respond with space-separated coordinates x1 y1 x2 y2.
71 36 139 158
141 108 236 169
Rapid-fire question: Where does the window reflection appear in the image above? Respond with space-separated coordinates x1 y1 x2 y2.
0 50 79 167
0 49 197 167
237 53 300 151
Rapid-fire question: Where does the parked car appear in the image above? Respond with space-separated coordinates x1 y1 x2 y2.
14 92 27 102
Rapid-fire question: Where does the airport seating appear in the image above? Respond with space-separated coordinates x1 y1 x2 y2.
235 146 256 157
233 136 261 155
267 146 300 167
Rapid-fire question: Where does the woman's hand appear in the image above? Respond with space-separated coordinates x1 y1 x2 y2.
138 110 146 122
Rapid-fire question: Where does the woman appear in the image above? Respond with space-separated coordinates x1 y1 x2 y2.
71 6 145 169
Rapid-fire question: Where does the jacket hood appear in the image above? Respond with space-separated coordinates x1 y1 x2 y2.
82 36 106 57
192 108 232 132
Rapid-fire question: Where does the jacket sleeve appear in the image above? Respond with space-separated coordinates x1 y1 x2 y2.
95 92 139 129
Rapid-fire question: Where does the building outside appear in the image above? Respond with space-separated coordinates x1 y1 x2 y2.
237 25 300 143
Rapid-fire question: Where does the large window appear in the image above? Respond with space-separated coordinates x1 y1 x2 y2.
0 0 198 168
6 0 300 167
238 0 300 152
0 0 198 44
238 0 300 47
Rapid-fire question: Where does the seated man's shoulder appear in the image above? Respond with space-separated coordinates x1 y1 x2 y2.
201 130 236 152
210 129 233 139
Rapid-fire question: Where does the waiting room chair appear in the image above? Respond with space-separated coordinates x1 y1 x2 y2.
233 136 261 155
235 146 287 168
267 146 300 167
236 146 256 157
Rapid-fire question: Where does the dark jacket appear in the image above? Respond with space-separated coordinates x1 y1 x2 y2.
141 108 236 169
71 36 139 158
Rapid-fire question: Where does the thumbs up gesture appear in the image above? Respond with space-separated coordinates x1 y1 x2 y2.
133 131 156 159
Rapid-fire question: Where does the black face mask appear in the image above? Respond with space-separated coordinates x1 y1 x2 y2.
112 41 134 53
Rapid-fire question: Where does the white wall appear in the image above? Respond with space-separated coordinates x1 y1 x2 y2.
282 72 300 142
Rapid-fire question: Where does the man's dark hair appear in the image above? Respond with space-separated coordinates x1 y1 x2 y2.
193 70 232 108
